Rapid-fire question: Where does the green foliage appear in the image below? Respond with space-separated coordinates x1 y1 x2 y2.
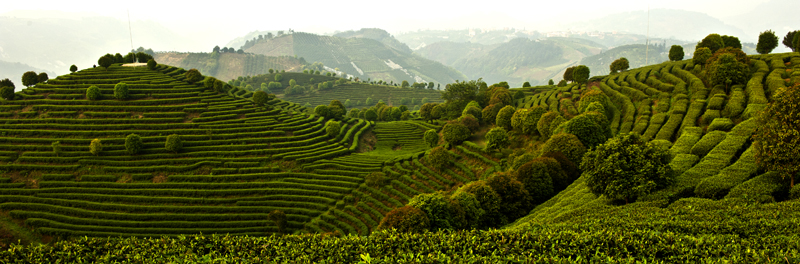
377 206 429 233
496 105 516 130
582 133 673 203
485 173 533 221
697 33 725 53
37 72 49 83
536 111 560 139
325 120 341 138
706 50 750 92
147 59 157 70
184 69 203 84
365 172 388 188
21 71 38 87
459 181 502 227
481 104 503 125
51 141 62 157
314 105 330 118
572 65 590 84
252 91 268 107
89 138 102 156
522 82 531 88
69 64 78 73
556 114 608 149
609 57 629 73
364 109 377 121
721 35 742 49
124 133 144 155
442 123 471 145
756 30 779 54
563 67 575 83
462 106 482 122
668 45 684 61
484 127 509 151
708 118 735 132
268 210 287 234
98 55 112 69
514 158 556 203
442 79 482 112
690 130 726 158
449 191 484 229
548 79 555 86
408 192 458 230
419 103 435 122
541 133 587 166
693 47 712 65
274 73 283 82
113 82 129 100
0 86 14 101
424 129 439 148
754 83 800 187
165 134 182 154
426 146 451 170
328 100 346 119
725 172 789 203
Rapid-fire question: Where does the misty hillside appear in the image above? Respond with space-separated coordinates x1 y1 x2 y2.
395 29 543 50
0 60 54 90
154 52 305 82
242 32 466 85
333 28 413 54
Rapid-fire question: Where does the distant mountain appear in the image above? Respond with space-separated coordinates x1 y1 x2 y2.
334 28 413 54
395 29 543 50
242 32 466 86
0 60 55 91
579 44 670 76
568 9 748 43
0 13 183 76
723 0 800 52
415 37 605 86
154 52 305 82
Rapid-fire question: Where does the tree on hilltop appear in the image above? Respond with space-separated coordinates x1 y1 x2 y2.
213 45 220 53
37 72 48 84
753 83 800 188
252 90 268 107
609 58 629 74
668 45 684 61
721 35 741 49
756 30 779 54
563 66 575 83
572 65 590 85
21 71 38 87
184 69 203 84
98 55 113 69
697 34 725 53
783 30 798 52
70 65 78 73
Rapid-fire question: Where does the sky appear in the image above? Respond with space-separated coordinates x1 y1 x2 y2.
2 0 772 42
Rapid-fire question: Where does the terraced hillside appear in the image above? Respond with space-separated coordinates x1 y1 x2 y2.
283 82 445 109
510 52 800 228
0 64 372 237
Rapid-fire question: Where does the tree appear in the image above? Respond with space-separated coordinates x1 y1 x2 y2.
86 86 101 100
408 192 459 230
609 58 629 73
114 53 124 63
541 133 587 166
783 30 798 52
419 103 436 123
458 181 503 227
21 71 38 87
314 105 330 118
756 30 779 54
377 206 430 233
114 82 129 100
274 73 283 82
522 82 531 88
98 55 112 69
325 120 341 138
364 109 378 121
165 134 182 154
485 173 533 221
51 141 62 157
401 80 410 88
70 65 78 73
328 100 346 119
147 59 157 70
484 127 509 151
365 172 388 188
289 79 296 87
697 33 725 53
0 78 13 89
442 123 471 145
495 105 516 130
548 79 554 86
268 210 288 234
514 159 556 203
0 87 14 101
581 133 674 204
90 139 103 156
572 65 590 85
213 45 220 53
125 133 143 155
252 91 268 107
668 45 685 61
423 129 439 148
721 35 742 49
441 79 482 113
753 83 800 187
426 146 450 170
184 69 203 84
693 47 712 65
706 52 750 93
563 67 575 83
555 114 608 149
37 72 48 84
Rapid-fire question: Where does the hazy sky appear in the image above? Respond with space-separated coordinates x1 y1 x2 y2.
3 0 771 40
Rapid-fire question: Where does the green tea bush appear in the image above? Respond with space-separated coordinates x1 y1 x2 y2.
164 134 182 154
86 86 101 100
426 146 451 170
113 82 129 100
690 130 726 157
725 172 789 203
536 111 560 139
496 105 516 130
325 120 341 138
707 118 735 132
541 133 587 165
484 127 509 151
423 129 439 148
124 133 143 155
554 114 607 149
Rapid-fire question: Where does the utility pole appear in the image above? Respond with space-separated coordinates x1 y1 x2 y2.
645 5 650 65
128 10 135 62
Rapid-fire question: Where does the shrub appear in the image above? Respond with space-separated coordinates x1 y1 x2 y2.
725 172 788 203
707 118 734 132
268 210 287 234
541 133 587 166
408 192 459 230
252 91 268 107
364 109 377 121
147 59 157 70
690 130 726 158
113 82 129 100
669 45 684 61
581 133 674 203
458 181 503 227
98 55 112 69
274 73 283 82
459 115 479 132
328 100 346 119
693 47 712 65
572 65 590 84
424 129 439 148
555 114 607 149
485 173 533 221
462 106 482 122
610 57 629 73
541 151 580 185
482 104 503 125
401 111 410 120
69 64 78 73
37 72 48 83
365 172 388 188
0 86 14 100
578 89 611 119
184 69 203 84
377 206 430 233
51 141 62 157
514 158 556 203
756 30 779 54
89 139 102 156
442 123 471 145
426 146 451 170
697 33 725 53
82 85 101 101
496 105 516 130
450 191 484 229
165 134 182 154
537 112 560 139
484 127 509 151
125 133 143 155
314 105 330 118
325 120 341 138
